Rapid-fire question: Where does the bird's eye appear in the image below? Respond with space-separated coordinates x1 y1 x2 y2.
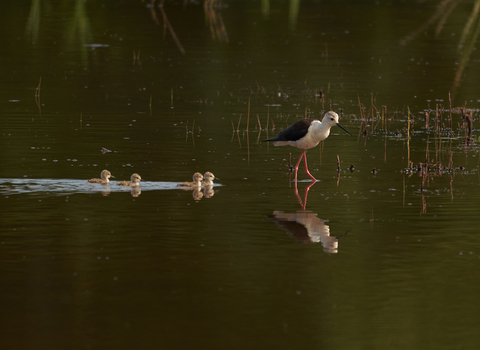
330 118 334 121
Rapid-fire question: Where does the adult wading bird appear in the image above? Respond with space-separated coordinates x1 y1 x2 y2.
264 111 351 182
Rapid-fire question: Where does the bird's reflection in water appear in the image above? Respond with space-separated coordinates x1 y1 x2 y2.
203 185 216 198
192 188 203 200
183 186 217 200
295 180 316 210
131 189 141 197
268 211 338 253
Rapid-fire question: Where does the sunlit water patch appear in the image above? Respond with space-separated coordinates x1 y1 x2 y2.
0 178 222 197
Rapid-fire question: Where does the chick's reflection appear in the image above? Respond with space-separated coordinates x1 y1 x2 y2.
203 185 216 198
268 211 338 253
185 187 217 200
130 189 141 197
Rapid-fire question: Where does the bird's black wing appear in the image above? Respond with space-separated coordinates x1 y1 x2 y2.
267 214 311 243
264 118 315 142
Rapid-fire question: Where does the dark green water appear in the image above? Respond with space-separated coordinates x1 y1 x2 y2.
1 1 480 349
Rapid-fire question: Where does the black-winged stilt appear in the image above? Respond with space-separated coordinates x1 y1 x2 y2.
264 111 351 182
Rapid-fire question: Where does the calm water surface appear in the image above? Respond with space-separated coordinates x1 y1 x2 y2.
1 1 480 349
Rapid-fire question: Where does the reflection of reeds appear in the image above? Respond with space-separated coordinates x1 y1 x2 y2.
426 136 430 173
246 99 250 163
204 2 229 43
203 0 219 7
150 0 160 25
421 194 427 214
246 98 250 132
133 51 141 66
192 120 196 147
425 105 430 129
452 0 480 96
265 108 270 141
289 0 300 30
236 114 242 132
450 174 454 201
185 120 198 147
247 127 250 163
151 0 186 54
458 0 480 48
401 0 480 98
400 0 460 45
25 0 41 42
35 77 41 114
401 99 475 204
336 155 341 186
383 106 388 162
460 107 473 143
448 150 454 170
161 7 186 54
449 92 453 130
256 115 262 144
231 115 242 147
261 0 270 17
68 0 92 64
407 107 411 167
435 0 461 36
357 95 368 145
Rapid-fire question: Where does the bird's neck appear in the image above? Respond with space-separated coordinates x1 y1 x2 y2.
312 122 330 136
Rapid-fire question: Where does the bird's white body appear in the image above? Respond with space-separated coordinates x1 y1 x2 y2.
273 120 329 149
264 111 350 182
271 112 341 150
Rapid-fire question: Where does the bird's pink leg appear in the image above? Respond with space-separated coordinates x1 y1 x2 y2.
294 151 305 183
303 152 317 181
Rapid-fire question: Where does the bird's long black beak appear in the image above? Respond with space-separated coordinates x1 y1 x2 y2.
337 123 351 136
